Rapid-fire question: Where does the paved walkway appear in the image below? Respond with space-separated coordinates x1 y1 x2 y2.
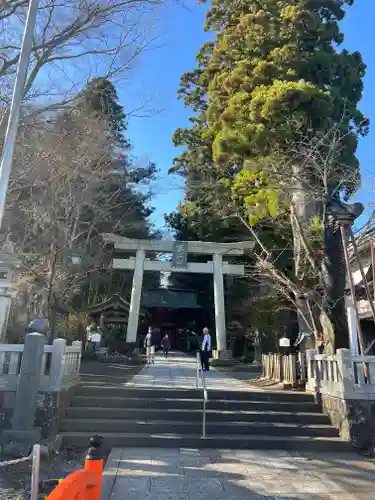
124 351 261 391
102 447 374 500
101 352 374 500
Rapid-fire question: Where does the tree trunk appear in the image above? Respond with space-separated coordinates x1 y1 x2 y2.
290 165 316 349
322 221 349 349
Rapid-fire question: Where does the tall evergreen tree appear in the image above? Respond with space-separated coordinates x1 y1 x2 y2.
73 77 159 304
171 0 368 349
5 77 158 340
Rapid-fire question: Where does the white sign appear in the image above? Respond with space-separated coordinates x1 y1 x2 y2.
279 337 290 347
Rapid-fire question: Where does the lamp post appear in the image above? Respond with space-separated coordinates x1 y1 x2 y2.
0 0 39 228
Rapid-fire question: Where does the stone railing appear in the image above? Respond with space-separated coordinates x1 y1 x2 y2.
0 338 82 392
261 353 307 388
305 349 375 448
305 349 375 400
0 334 82 448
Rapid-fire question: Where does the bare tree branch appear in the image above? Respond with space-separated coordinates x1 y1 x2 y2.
0 0 163 111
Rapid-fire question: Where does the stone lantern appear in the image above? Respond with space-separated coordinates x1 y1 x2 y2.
252 330 262 365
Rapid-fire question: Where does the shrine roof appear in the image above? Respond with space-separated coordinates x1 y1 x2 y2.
87 294 148 319
141 288 201 309
87 294 130 314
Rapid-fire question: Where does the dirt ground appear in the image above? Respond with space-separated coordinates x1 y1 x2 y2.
0 449 85 499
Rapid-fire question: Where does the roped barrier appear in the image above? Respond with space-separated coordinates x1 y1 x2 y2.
31 435 104 500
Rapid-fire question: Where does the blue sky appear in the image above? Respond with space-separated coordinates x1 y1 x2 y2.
125 0 374 231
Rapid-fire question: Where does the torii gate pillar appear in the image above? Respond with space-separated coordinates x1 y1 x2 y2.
213 253 226 352
127 248 145 344
103 235 254 357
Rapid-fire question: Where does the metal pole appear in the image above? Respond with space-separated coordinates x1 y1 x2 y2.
202 397 206 438
196 351 199 389
340 224 365 354
0 0 39 229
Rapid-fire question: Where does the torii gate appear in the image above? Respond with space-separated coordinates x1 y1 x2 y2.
103 234 253 358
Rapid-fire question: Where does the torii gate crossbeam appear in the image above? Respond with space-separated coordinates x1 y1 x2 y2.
103 235 254 358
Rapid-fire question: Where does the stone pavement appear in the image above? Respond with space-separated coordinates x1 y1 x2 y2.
125 351 262 391
101 446 375 500
100 352 374 499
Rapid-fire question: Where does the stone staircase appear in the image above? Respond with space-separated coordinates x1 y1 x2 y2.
59 385 349 452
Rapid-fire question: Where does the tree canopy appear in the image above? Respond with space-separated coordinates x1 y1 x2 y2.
5 77 158 341
168 0 368 350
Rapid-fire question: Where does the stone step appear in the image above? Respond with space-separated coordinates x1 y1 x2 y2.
75 385 315 403
60 418 338 438
65 406 330 425
71 396 320 413
60 431 350 453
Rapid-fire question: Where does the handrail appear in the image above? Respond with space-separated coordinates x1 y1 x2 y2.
201 371 208 438
196 351 200 389
196 351 208 438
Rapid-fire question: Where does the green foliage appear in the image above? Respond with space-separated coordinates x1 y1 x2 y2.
232 157 281 224
77 77 129 149
167 0 367 349
72 77 158 306
76 77 157 238
6 77 158 333
175 0 367 219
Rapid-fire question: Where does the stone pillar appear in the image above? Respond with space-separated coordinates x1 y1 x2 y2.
0 295 11 341
49 338 66 391
4 333 45 444
213 253 227 355
0 246 19 342
336 348 354 395
126 248 145 343
345 295 359 356
72 340 83 375
252 330 262 365
305 349 318 393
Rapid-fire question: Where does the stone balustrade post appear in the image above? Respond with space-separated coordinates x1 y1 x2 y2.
4 333 45 444
49 338 67 391
336 348 354 396
305 349 318 393
72 340 83 376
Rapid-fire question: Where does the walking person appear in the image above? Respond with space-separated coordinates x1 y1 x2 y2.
161 333 171 358
91 330 101 354
144 326 156 364
200 327 211 372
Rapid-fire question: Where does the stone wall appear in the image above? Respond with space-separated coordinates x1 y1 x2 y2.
320 393 375 451
35 384 79 440
0 384 79 443
0 391 16 431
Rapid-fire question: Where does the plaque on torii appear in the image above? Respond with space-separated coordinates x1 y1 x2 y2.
102 234 254 357
171 241 188 270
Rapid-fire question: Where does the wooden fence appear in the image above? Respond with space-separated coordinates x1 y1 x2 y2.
0 338 82 391
262 349 375 398
262 353 307 388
